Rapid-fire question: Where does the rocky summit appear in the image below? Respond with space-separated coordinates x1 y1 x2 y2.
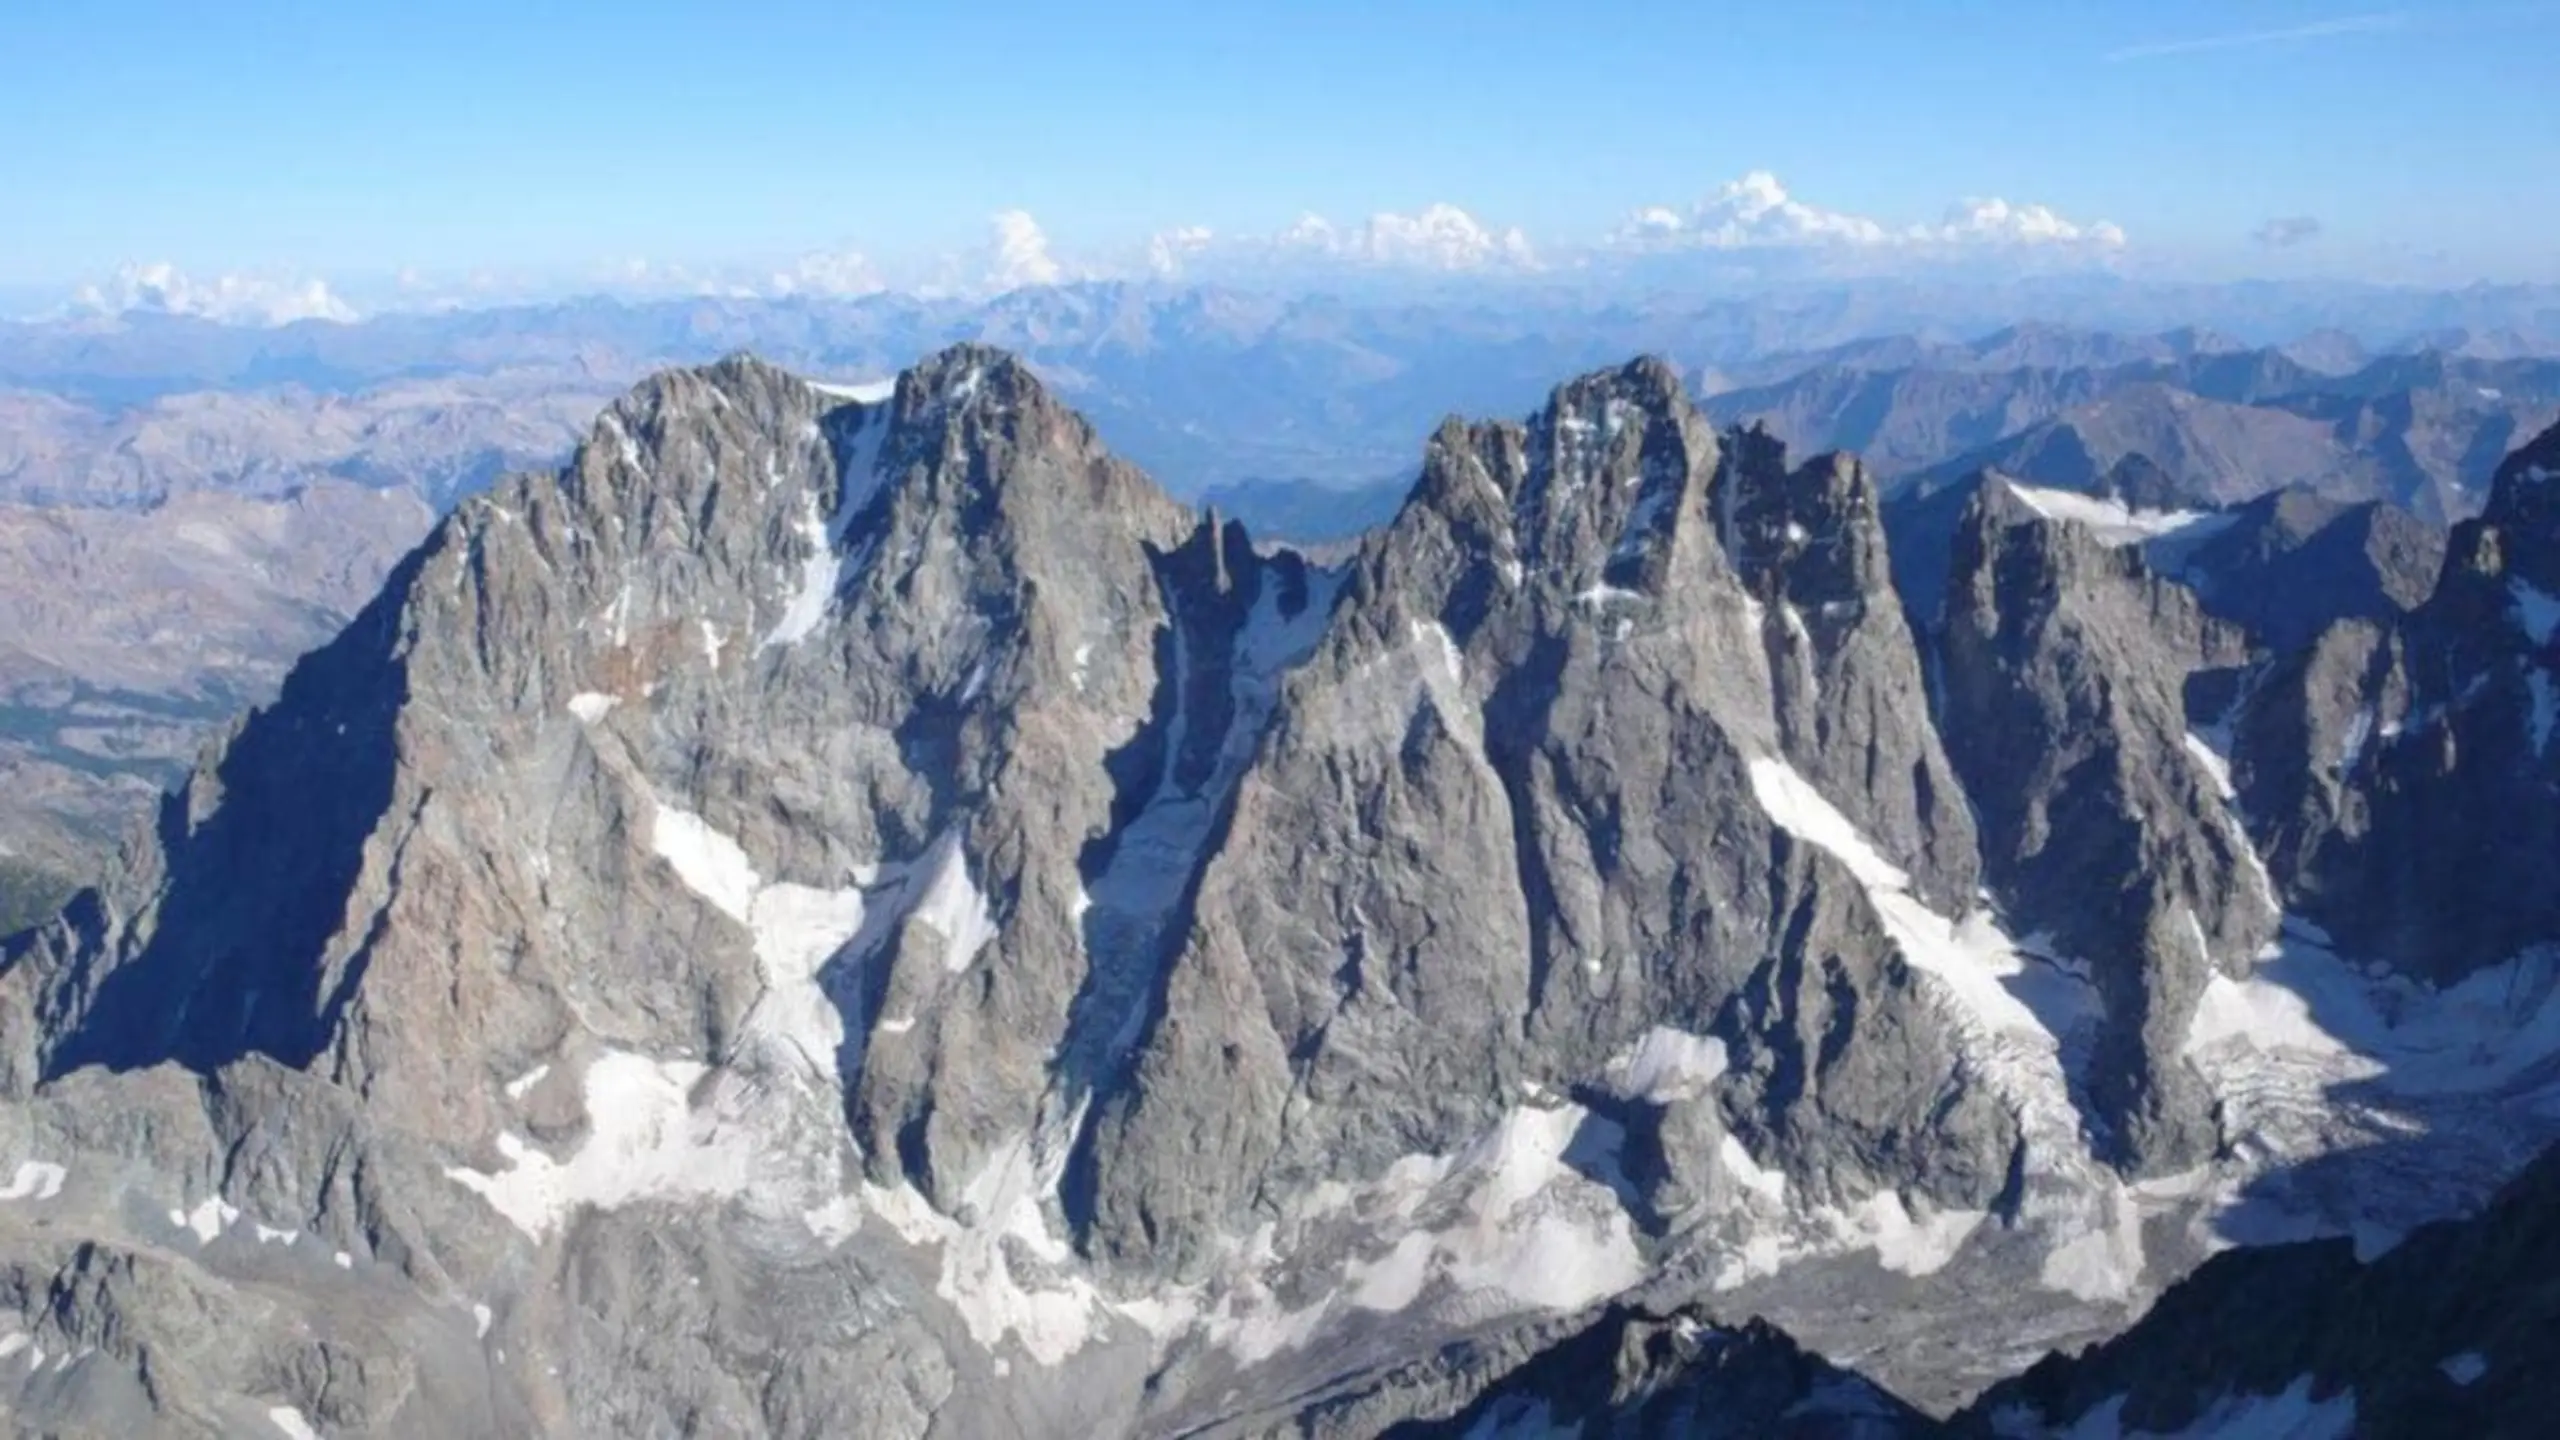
4 345 2560 1436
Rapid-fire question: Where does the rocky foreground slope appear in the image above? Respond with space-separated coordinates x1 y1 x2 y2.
2 348 2558 1436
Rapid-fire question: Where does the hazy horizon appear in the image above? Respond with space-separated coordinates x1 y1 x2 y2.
6 0 2557 326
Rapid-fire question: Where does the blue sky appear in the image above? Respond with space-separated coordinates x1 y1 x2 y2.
2 0 2555 306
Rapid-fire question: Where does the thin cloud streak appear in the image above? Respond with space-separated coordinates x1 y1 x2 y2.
2106 12 2404 62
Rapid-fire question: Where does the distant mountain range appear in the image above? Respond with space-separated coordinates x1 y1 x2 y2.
0 285 2554 956
7 280 2559 498
1703 335 2560 521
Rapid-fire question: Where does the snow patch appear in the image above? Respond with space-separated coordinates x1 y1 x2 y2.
2188 938 2560 1096
760 407 891 650
764 491 842 650
744 881 868 1072
1746 755 2120 1295
1606 1027 1729 1103
267 1407 323 1440
472 1303 493 1339
566 691 618 723
504 1064 550 1101
0 1161 65 1202
168 1195 240 1244
1432 1105 1648 1310
807 377 896 404
1574 582 1644 609
1410 618 1464 685
2009 482 2226 548
1838 1187 1988 1277
2512 580 2560 646
649 801 870 1077
2338 707 2375 774
2184 732 2237 802
1746 759 2092 1065
2039 1183 2145 1302
913 834 998 972
1337 1103 1645 1317
2440 1351 2488 1386
858 1132 1105 1366
1719 1134 1790 1205
650 805 759 924
444 1052 760 1240
699 620 726 668
253 1224 298 1245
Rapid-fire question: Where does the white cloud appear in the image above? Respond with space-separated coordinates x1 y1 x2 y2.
1642 171 1894 248
1145 225 1216 278
590 256 730 297
1612 171 2125 253
1930 196 2128 249
2106 13 2403 63
985 210 1063 290
1278 203 1537 271
767 249 885 298
69 261 358 325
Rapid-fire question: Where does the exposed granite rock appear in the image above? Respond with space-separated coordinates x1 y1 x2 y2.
2238 419 2560 981
2164 488 2446 651
1086 362 2019 1276
1934 479 2275 1173
7 350 2555 1436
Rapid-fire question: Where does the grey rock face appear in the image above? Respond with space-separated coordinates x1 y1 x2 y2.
13 347 2560 1437
1722 431 1981 911
1934 479 2276 1173
0 345 2025 1432
1 344 1214 1430
2165 488 2447 651
1084 360 2018 1277
2239 419 2560 981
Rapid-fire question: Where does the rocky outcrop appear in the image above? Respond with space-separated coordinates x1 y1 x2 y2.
1084 362 2017 1275
1933 479 2276 1173
2164 488 2445 651
7 351 2559 1436
2238 419 2560 981
0 349 2030 1433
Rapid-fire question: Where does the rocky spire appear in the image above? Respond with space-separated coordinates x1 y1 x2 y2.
2238 417 2560 980
1936 478 2273 1174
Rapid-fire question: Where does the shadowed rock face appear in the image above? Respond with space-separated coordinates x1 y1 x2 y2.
2238 419 2560 983
1933 478 2275 1174
2163 489 2446 651
1960 1138 2560 1440
1382 1304 1941 1439
1 354 2558 1436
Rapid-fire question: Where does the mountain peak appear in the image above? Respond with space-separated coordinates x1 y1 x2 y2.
2480 416 2560 554
891 342 1050 413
